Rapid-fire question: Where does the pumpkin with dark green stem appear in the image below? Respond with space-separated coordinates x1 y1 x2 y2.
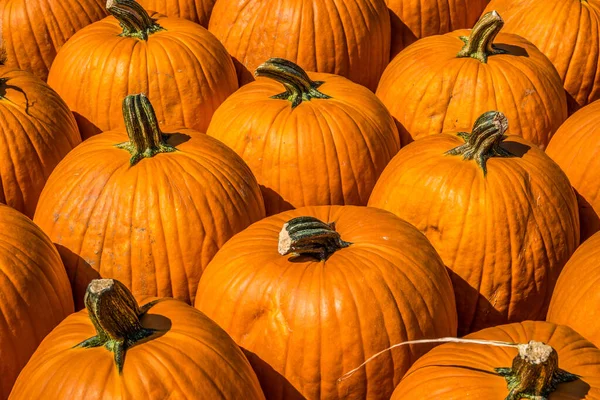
33 94 265 310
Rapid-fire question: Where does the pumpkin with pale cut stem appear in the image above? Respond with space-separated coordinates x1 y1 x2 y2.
483 0 600 113
195 205 458 400
47 0 238 139
9 278 265 399
390 321 599 399
545 100 600 241
0 61 81 217
207 0 390 91
0 0 107 81
368 111 579 336
0 204 73 399
547 231 600 348
33 94 265 310
207 58 400 216
377 11 567 148
138 0 215 25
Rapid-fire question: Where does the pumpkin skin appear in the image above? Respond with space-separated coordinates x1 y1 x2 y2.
47 2 238 139
0 0 107 81
33 94 265 309
391 321 600 399
207 58 400 216
207 0 391 91
0 66 81 218
387 0 490 57
368 111 580 336
547 232 600 349
138 0 216 25
0 204 73 399
195 205 458 400
376 11 567 148
483 0 600 113
545 100 600 241
9 279 265 400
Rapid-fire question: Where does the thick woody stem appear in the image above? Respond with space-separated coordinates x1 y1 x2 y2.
278 216 351 261
456 11 507 63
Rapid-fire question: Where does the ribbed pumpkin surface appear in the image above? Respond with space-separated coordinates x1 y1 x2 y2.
138 0 216 25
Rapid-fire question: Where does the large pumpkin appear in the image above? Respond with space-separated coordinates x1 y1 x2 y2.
138 0 215 25
207 58 400 216
9 279 265 399
377 11 567 148
195 205 458 400
387 0 490 57
368 111 580 335
33 94 265 309
0 0 107 81
547 231 600 348
546 100 600 241
483 0 600 113
0 62 81 217
208 0 391 91
0 204 73 398
47 0 238 139
391 321 600 399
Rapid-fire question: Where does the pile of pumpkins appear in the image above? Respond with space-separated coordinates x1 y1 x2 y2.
1 0 600 398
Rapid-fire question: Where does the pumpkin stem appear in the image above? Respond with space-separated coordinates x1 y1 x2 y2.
278 216 351 261
254 58 331 108
73 279 158 374
106 0 164 40
116 93 176 166
456 11 508 63
496 340 579 400
445 110 514 176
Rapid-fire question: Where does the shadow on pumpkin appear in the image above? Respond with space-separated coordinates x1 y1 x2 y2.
242 348 307 400
232 56 255 87
73 112 102 140
260 185 294 217
494 43 529 58
388 8 418 58
501 141 530 158
575 189 600 243
566 90 581 116
55 244 101 311
165 132 191 146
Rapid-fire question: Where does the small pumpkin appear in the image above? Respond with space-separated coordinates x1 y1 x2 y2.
0 0 107 81
33 94 265 309
195 205 458 400
0 204 73 398
9 278 265 399
368 111 579 335
207 58 400 216
545 100 600 241
208 0 391 91
47 0 238 139
0 59 81 217
390 321 600 399
547 231 600 348
483 0 600 113
138 0 216 25
377 11 567 147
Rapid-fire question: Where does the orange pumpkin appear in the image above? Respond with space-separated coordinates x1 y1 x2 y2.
195 206 458 400
207 58 400 216
0 0 107 81
208 0 391 91
390 321 600 399
47 0 238 139
9 279 265 399
0 204 73 398
387 0 490 57
483 0 600 113
138 0 216 25
377 11 567 148
547 231 600 348
33 94 265 309
546 100 600 241
368 111 580 335
0 62 81 217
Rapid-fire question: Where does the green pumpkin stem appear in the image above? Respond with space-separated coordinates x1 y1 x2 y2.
254 58 331 108
74 279 159 374
106 0 164 40
445 110 514 175
496 340 579 400
278 216 351 261
116 93 176 166
456 11 507 63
